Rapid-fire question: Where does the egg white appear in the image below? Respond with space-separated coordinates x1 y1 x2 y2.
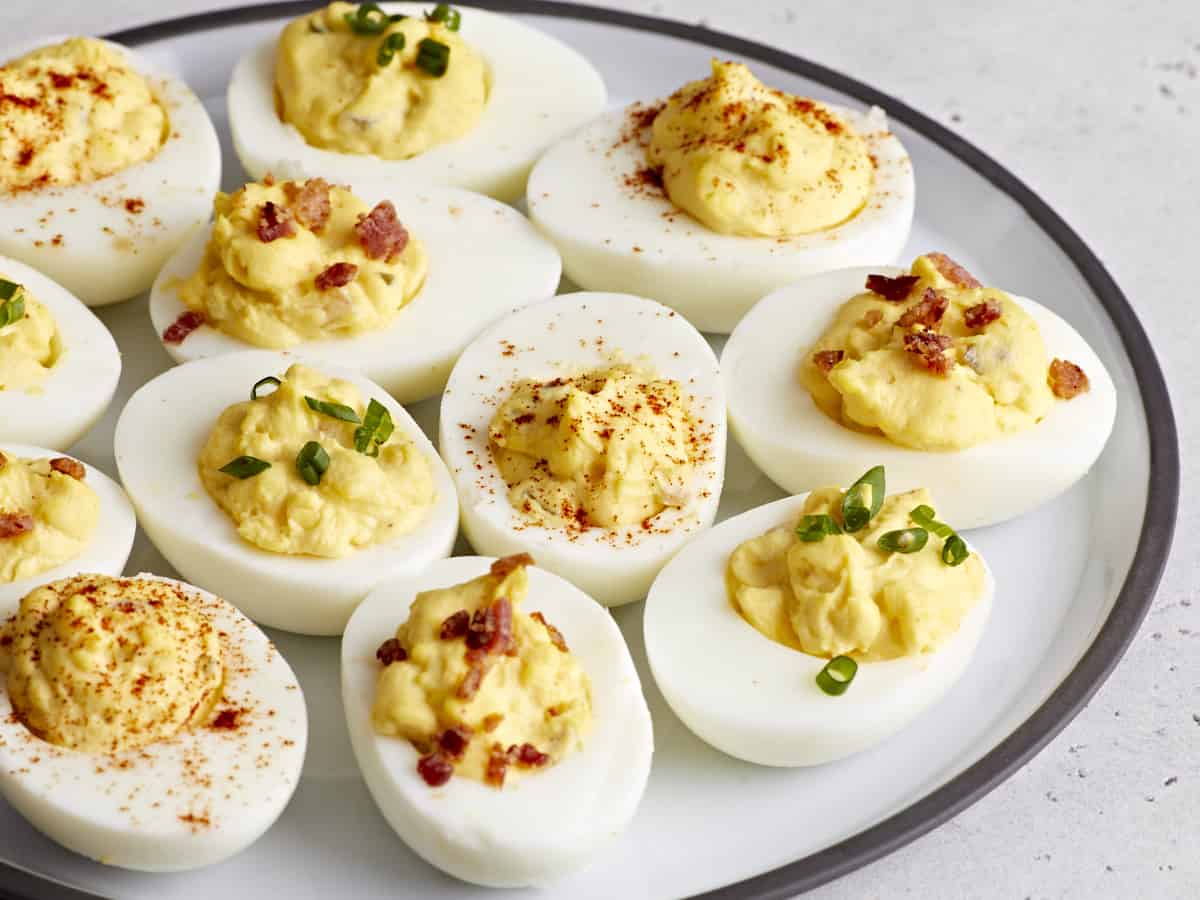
342 555 653 887
0 36 221 307
439 293 727 607
148 181 561 404
113 350 459 636
0 256 121 451
0 573 307 871
644 492 994 767
227 3 606 204
0 444 136 609
721 265 1118 530
527 103 914 334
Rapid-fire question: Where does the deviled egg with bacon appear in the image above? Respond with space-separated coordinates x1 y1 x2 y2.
528 60 914 332
722 253 1117 528
149 174 561 403
342 554 652 886
440 293 726 607
0 35 220 306
115 352 458 635
228 2 606 203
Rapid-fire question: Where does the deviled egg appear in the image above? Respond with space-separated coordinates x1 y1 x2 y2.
722 254 1117 529
0 35 220 306
0 445 135 608
0 256 121 450
342 554 652 886
645 467 993 766
0 573 307 870
115 352 458 635
228 2 606 203
440 293 726 607
149 175 561 403
528 60 914 332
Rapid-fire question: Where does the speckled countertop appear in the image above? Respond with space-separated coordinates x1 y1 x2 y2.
2 0 1196 897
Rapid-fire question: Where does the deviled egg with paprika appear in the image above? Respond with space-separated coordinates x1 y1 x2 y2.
342 554 652 886
114 352 458 635
0 35 220 306
228 2 606 203
149 175 561 403
440 293 726 607
722 254 1117 528
528 60 914 332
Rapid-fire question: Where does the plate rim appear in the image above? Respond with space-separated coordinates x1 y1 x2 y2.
0 2 1179 899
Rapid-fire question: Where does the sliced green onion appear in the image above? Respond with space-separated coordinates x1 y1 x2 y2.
942 534 969 567
377 31 406 66
910 504 954 539
344 2 390 34
251 376 281 400
816 655 858 696
842 465 885 532
415 38 450 76
389 13 408 22
296 441 331 485
425 3 461 30
305 395 361 424
878 527 929 554
219 456 271 479
796 514 842 542
354 398 394 456
0 279 25 328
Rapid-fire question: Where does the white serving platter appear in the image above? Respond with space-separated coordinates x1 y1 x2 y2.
0 3 1178 899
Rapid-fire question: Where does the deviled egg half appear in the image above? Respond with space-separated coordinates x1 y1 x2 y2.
0 256 121 450
342 554 652 886
645 466 994 766
0 445 135 608
0 573 307 870
115 351 458 635
440 293 726 607
0 35 220 305
149 175 561 403
722 254 1117 529
229 2 606 203
528 60 914 333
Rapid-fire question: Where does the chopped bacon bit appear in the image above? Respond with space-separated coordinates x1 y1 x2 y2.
813 349 845 373
865 273 919 302
162 310 205 345
964 299 1002 330
897 289 949 329
376 638 407 665
0 513 34 539
417 752 454 787
354 200 409 261
283 178 332 231
439 609 470 640
925 252 981 288
509 743 551 768
903 331 954 375
457 654 487 699
861 308 883 328
466 596 515 655
485 744 510 787
1048 358 1090 399
481 713 504 733
436 726 473 760
256 201 296 242
315 262 358 291
210 708 242 731
530 611 568 652
49 457 85 480
490 553 534 578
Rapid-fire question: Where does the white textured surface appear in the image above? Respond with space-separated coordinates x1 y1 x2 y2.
1 1 1195 897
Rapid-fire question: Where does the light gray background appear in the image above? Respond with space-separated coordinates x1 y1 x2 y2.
2 1 1196 898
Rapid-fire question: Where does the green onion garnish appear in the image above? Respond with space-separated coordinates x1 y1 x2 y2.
797 514 842 542
252 376 281 400
415 38 451 76
816 655 858 696
425 3 462 30
910 504 953 539
354 399 394 456
344 2 390 34
910 504 970 566
219 456 271 479
296 441 331 485
842 465 885 533
942 534 969 567
305 395 362 424
377 31 406 66
0 279 25 328
877 527 929 554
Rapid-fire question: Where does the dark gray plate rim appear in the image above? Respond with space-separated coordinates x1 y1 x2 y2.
0 2 1179 899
